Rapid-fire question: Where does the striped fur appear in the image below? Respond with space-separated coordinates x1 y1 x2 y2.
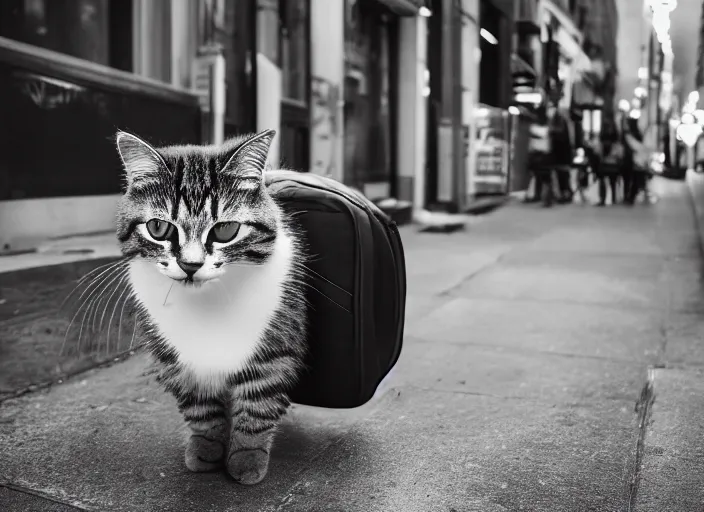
115 130 308 484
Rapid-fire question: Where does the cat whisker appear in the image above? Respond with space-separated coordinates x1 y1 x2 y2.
61 266 121 355
61 259 127 310
106 280 131 357
67 263 126 316
77 258 127 285
117 289 133 351
291 262 351 297
129 311 138 351
92 270 129 334
284 278 351 314
217 258 351 313
163 283 175 306
98 274 129 335
76 292 95 355
70 266 126 355
299 251 322 265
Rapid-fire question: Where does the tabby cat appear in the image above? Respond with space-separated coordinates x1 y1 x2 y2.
115 129 307 485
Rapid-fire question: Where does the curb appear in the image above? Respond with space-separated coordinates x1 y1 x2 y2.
685 170 704 258
463 196 511 216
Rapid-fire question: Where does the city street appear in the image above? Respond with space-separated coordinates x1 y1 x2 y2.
1 177 703 511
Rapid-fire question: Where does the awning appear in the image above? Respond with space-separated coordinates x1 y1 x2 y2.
554 26 592 82
542 0 583 44
374 0 424 16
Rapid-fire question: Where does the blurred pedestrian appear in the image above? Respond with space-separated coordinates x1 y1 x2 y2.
548 105 574 203
592 116 622 206
622 115 650 205
526 121 552 204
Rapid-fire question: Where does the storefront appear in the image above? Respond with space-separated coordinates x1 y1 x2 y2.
425 0 466 211
462 0 514 202
307 0 425 220
0 0 202 254
342 0 401 199
473 104 511 195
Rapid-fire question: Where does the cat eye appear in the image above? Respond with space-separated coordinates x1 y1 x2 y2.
146 219 176 241
210 222 241 243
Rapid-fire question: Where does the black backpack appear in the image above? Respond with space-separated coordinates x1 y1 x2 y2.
265 171 407 409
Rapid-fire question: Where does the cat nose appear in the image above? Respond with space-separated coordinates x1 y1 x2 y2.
177 260 204 277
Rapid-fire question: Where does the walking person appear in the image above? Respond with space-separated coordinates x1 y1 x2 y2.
526 120 552 204
526 104 573 206
621 113 650 205
550 106 575 203
593 117 622 206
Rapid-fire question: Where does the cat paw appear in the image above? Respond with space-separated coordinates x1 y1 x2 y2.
184 434 226 472
226 448 270 485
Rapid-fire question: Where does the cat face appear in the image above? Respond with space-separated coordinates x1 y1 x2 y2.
115 130 280 287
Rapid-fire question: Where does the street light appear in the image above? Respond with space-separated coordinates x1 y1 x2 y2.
695 109 704 124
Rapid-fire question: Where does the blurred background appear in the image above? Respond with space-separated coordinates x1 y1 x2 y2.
0 0 699 251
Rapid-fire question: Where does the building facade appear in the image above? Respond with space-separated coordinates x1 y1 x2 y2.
6 0 588 249
0 0 203 254
309 0 426 214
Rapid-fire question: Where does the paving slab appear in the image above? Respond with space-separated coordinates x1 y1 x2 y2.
405 244 510 297
394 337 646 405
0 257 135 400
450 251 665 311
633 368 704 512
661 256 704 315
0 354 381 512
408 296 663 363
0 358 639 512
0 486 84 512
270 388 638 512
663 312 704 367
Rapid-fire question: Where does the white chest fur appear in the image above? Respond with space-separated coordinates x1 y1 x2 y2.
129 234 293 385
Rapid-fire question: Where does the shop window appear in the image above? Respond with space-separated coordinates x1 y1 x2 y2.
0 0 132 71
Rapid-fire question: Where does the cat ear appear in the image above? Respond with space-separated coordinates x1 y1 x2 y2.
221 129 276 183
115 131 167 188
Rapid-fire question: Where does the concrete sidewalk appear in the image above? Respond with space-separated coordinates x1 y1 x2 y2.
1 177 703 511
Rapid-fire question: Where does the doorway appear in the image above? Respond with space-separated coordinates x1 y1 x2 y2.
343 0 399 198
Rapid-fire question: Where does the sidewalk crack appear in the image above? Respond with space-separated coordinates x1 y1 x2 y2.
626 369 656 511
438 252 508 297
0 480 93 511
